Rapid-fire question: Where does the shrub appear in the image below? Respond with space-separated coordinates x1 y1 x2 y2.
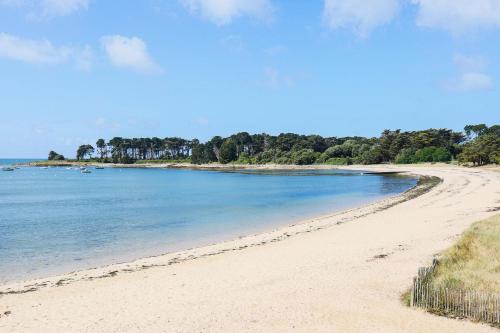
254 149 277 164
325 157 351 165
291 149 318 165
413 147 452 163
235 152 254 164
414 147 436 162
432 147 452 162
395 148 416 164
356 147 384 164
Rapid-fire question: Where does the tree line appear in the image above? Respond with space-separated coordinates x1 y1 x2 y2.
50 124 499 166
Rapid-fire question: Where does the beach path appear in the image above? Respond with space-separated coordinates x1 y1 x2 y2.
0 165 499 333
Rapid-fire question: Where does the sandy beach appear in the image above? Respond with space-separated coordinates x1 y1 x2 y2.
1 164 499 332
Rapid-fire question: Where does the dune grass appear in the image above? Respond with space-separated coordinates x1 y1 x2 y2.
403 214 500 308
429 214 500 293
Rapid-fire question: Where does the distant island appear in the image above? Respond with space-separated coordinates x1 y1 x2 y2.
49 124 499 166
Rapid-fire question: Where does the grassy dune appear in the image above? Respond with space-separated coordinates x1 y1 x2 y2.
430 214 500 293
403 214 500 327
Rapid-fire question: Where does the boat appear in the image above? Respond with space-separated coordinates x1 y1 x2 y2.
81 169 92 174
2 167 14 171
95 166 104 169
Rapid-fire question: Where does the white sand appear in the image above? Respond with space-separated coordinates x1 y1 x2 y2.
0 164 499 332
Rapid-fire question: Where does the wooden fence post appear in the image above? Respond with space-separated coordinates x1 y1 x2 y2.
410 260 500 325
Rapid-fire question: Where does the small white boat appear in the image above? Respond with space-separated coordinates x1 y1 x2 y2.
81 169 92 174
40 166 48 169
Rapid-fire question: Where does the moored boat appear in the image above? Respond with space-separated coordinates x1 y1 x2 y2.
2 167 15 171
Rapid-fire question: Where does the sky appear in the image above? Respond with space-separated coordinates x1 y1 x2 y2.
0 0 499 158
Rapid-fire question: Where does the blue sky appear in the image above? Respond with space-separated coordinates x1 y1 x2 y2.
0 0 499 158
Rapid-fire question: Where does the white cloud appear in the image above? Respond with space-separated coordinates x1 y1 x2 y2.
0 32 92 67
323 0 400 37
413 0 500 33
447 54 493 91
40 0 88 16
453 72 493 91
1 0 89 17
100 35 162 74
0 32 70 64
180 0 274 25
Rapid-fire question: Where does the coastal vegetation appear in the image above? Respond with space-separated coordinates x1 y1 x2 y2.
65 124 498 166
459 125 500 166
430 214 500 293
407 214 500 327
47 151 65 161
76 145 94 161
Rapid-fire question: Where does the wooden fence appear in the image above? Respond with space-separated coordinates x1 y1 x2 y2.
410 259 500 325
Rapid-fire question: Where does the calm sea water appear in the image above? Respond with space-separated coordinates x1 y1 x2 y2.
0 160 417 283
0 158 41 166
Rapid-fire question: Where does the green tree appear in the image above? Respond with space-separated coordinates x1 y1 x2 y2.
48 151 65 161
459 133 500 166
96 139 107 160
64 124 497 166
219 139 237 164
464 124 488 139
76 145 94 160
48 151 58 160
76 145 86 161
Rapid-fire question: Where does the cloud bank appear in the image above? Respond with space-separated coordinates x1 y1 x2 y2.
323 0 400 37
180 0 274 25
0 32 92 68
323 0 500 35
41 0 89 17
413 0 500 33
0 0 89 17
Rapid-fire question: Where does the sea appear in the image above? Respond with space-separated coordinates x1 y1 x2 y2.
0 159 417 282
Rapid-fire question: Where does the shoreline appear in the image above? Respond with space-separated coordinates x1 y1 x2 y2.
25 160 414 172
0 170 431 294
1 164 499 332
